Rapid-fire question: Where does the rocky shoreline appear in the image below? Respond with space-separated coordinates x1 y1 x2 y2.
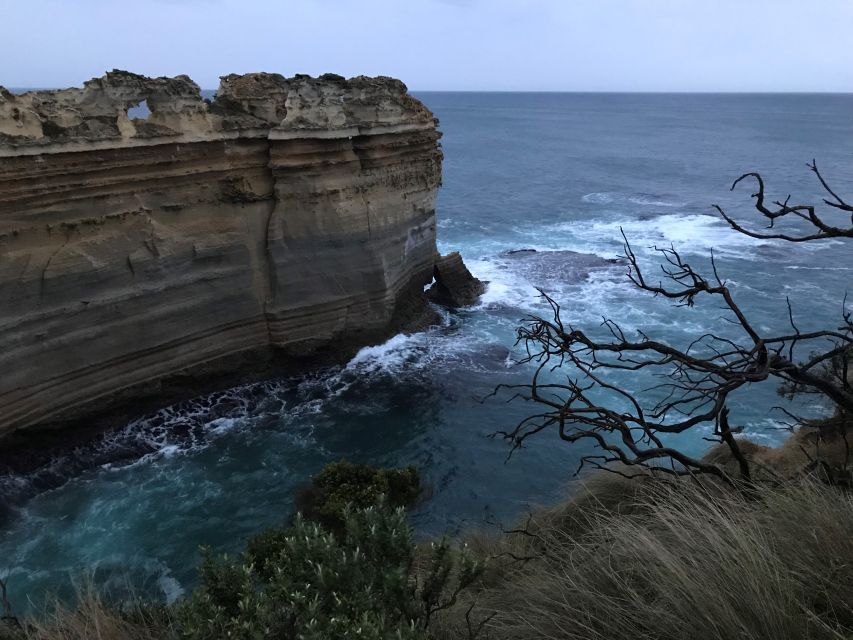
0 268 479 510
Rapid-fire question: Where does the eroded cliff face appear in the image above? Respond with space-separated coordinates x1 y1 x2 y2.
0 71 450 436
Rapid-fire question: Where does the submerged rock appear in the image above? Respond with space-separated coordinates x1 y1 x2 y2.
505 249 622 287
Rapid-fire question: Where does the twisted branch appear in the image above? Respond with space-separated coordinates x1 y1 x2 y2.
498 162 852 481
714 160 853 241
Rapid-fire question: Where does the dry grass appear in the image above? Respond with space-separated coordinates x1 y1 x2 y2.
18 587 171 640
433 474 853 640
705 417 852 482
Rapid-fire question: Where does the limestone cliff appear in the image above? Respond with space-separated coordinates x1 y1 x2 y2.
0 71 465 437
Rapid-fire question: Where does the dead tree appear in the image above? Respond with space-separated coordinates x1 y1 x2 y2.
0 574 19 631
498 161 852 483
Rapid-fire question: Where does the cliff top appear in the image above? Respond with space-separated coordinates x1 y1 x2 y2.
0 70 437 148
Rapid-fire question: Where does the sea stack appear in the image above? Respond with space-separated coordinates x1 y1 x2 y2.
0 71 479 436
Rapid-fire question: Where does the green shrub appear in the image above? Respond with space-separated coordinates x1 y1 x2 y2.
297 460 421 534
15 462 469 639
244 528 292 582
177 504 483 640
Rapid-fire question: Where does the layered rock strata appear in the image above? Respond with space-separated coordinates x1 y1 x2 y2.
0 71 470 437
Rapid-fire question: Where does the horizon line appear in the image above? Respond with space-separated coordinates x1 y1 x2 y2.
410 89 853 95
7 86 852 96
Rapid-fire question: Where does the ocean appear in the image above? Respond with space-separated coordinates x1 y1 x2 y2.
2 92 852 609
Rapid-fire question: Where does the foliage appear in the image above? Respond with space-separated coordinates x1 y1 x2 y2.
296 460 421 534
7 462 448 639
176 504 483 640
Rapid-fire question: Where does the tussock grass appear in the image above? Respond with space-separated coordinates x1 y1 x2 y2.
434 476 853 640
19 586 171 640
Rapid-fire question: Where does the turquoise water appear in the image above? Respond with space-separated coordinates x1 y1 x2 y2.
1 92 852 609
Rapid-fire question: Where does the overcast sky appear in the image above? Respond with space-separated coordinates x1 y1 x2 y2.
5 0 852 92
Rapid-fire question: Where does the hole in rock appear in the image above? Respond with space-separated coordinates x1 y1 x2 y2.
127 99 151 120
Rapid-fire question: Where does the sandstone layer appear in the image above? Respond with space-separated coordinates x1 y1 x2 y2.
0 70 471 437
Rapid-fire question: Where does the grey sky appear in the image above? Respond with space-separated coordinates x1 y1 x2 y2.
5 0 852 91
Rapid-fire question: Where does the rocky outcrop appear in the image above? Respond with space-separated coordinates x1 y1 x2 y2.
427 252 486 308
0 70 478 437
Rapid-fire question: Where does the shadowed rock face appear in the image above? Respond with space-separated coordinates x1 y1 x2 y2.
428 252 486 308
0 70 469 437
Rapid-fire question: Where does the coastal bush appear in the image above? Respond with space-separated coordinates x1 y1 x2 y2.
11 463 462 640
294 460 421 533
433 475 853 640
177 504 483 640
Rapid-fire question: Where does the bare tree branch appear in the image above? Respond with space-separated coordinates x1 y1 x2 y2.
498 162 853 483
714 161 853 241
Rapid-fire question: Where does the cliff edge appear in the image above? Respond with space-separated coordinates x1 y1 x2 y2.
0 71 476 436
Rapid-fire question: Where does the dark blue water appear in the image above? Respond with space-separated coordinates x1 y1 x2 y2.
2 92 852 609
